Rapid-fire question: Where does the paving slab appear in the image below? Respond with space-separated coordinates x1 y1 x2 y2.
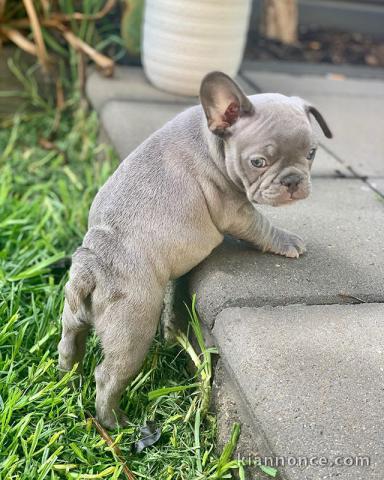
87 66 252 113
213 303 384 480
212 358 271 480
100 99 350 179
309 147 351 178
241 60 384 81
188 178 384 327
241 70 384 178
301 96 384 179
367 177 384 197
242 70 384 98
100 100 192 159
87 66 194 112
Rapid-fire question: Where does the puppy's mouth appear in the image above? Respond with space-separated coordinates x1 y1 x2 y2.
253 186 311 207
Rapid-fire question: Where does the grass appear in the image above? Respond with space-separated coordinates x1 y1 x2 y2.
0 76 249 478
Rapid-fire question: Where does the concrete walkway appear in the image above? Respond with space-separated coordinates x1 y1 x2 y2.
87 63 384 479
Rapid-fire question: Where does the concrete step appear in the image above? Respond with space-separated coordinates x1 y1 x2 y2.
212 303 384 479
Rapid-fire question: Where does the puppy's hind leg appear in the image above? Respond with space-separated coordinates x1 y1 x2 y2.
58 300 90 373
94 295 161 430
58 249 96 373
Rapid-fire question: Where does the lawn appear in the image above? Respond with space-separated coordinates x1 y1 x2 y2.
0 70 245 479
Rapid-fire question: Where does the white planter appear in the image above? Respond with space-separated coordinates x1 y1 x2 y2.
142 0 252 96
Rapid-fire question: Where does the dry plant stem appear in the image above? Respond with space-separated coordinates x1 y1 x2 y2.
57 23 114 76
0 27 37 55
2 1 115 77
55 77 64 111
2 19 114 77
7 0 116 28
86 411 137 480
78 51 86 101
8 18 69 28
40 0 50 17
22 0 50 71
0 0 6 20
38 136 69 164
47 75 65 136
38 138 60 151
338 293 366 304
52 0 116 22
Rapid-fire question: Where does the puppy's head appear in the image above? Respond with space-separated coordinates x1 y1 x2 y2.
200 71 332 207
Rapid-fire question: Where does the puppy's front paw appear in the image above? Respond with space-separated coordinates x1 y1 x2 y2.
267 229 306 259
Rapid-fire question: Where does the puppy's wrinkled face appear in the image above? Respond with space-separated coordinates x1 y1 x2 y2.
226 95 317 207
200 72 332 207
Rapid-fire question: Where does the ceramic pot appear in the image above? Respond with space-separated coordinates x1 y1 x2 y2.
142 0 251 96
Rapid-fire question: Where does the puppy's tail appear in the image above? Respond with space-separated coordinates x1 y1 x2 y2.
65 247 97 314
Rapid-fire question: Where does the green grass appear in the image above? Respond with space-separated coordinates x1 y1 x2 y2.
0 99 248 479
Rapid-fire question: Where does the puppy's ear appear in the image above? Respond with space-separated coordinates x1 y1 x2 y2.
293 96 333 139
306 105 333 138
200 71 254 135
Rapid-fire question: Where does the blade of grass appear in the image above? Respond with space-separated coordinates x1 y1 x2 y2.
194 408 202 474
148 383 200 401
7 252 66 281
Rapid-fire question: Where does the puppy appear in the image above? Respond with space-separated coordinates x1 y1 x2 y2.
58 72 332 429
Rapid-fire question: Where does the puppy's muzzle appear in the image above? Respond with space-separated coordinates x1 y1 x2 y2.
280 173 302 194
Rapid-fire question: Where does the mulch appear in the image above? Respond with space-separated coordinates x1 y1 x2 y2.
245 27 384 68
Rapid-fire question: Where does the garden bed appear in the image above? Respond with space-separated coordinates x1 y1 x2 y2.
245 27 384 68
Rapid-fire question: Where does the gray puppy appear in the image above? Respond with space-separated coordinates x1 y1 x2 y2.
58 72 332 429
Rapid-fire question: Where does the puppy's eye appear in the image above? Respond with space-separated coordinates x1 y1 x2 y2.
251 157 267 168
307 148 316 161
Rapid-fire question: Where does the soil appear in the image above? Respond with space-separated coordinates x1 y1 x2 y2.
245 27 384 68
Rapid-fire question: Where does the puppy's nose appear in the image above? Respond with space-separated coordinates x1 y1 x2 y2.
280 174 301 193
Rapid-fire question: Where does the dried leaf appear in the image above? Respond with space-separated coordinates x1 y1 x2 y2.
38 138 58 150
135 421 161 453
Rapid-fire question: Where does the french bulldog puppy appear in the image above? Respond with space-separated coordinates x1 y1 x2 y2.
58 72 332 429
